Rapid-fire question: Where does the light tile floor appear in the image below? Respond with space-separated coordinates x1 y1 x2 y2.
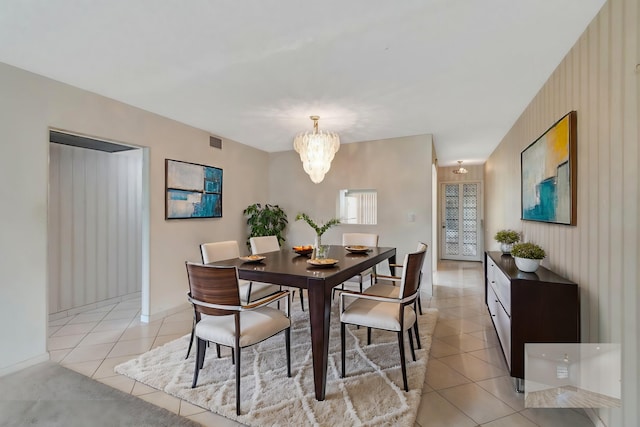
47 260 595 426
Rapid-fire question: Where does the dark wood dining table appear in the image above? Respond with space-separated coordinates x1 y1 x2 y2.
206 244 396 401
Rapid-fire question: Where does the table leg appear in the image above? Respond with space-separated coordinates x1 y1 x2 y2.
306 278 331 401
389 253 397 276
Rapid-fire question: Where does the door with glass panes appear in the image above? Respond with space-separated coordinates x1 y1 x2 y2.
441 182 482 261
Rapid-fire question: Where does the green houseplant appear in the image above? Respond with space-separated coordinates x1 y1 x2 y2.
494 229 520 254
295 213 340 258
511 242 546 272
243 203 288 249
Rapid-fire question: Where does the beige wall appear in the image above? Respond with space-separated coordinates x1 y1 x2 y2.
0 61 269 373
269 135 434 289
484 0 639 424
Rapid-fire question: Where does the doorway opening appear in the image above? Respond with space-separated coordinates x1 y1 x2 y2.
47 130 148 326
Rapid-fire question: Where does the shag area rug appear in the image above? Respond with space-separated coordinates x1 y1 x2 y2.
116 298 438 427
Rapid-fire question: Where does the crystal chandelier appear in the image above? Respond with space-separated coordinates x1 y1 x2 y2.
293 116 340 184
452 160 468 174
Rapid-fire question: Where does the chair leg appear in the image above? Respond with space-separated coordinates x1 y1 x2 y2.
216 343 221 358
199 338 207 370
417 294 423 315
300 289 305 311
367 327 372 345
340 322 346 378
246 282 253 303
231 348 235 365
413 321 422 349
235 345 241 415
397 332 408 392
185 324 195 359
192 338 206 388
285 328 291 377
408 329 416 362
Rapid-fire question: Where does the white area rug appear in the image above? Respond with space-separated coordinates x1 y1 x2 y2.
116 298 438 427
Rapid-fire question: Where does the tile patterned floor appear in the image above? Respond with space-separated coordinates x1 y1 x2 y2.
47 260 595 426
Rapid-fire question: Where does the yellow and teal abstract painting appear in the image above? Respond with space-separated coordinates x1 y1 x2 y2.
521 111 576 225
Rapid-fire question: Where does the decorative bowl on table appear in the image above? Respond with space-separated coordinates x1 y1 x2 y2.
345 245 370 254
239 255 266 263
306 258 339 268
293 245 314 256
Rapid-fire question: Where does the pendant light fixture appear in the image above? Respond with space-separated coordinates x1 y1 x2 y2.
452 160 468 174
293 116 340 184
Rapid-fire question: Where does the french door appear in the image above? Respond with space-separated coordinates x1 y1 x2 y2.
441 182 482 261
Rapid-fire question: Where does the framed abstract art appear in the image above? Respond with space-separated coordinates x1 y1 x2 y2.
165 159 222 219
521 111 577 225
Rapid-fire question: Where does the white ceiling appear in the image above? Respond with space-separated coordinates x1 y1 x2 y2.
0 0 604 166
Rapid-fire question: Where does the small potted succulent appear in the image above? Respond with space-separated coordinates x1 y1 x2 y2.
494 229 520 254
511 242 546 272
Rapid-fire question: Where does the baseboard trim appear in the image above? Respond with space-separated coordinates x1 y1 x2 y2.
140 302 190 324
0 352 50 378
584 408 606 427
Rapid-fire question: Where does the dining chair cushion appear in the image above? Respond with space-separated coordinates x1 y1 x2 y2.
341 299 416 332
195 306 291 348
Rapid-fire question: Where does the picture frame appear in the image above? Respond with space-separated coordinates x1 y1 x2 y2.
165 159 223 219
521 111 577 225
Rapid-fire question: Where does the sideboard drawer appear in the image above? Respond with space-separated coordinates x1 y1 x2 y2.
494 268 511 315
494 300 511 369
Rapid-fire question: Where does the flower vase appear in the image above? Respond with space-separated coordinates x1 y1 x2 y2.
500 243 514 255
314 234 328 259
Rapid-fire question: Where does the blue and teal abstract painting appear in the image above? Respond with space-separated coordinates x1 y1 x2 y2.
165 159 223 219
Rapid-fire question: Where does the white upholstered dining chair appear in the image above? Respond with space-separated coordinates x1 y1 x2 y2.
371 242 428 315
339 247 427 392
183 240 281 359
186 262 291 415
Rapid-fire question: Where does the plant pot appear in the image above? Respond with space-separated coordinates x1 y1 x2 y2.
500 243 514 254
514 257 540 273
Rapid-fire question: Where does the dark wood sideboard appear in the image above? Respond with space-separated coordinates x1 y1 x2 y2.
484 251 580 391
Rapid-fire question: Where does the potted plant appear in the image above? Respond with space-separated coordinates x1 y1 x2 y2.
295 213 340 258
494 229 520 254
511 242 546 272
243 203 288 250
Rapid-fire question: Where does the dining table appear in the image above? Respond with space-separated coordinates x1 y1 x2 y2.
206 244 396 401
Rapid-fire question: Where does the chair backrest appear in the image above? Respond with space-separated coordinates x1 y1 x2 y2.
342 233 379 247
250 235 280 255
416 242 428 252
399 247 427 300
200 240 240 264
186 262 240 316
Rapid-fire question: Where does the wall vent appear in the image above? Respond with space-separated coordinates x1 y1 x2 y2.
210 136 223 149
